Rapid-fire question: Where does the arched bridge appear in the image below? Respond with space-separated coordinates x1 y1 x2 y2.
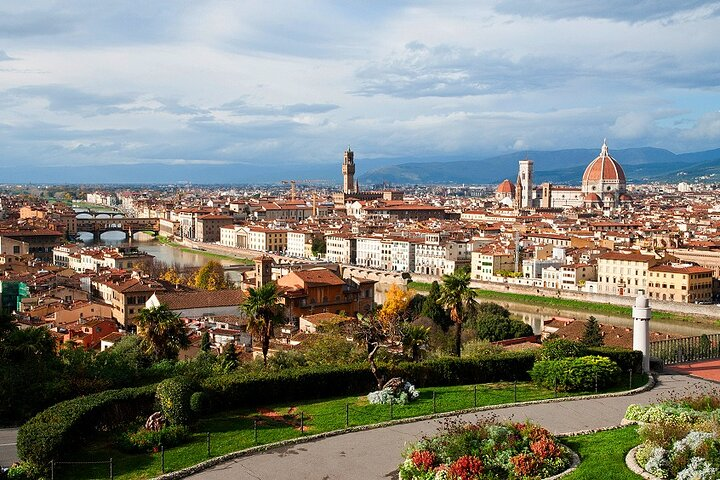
76 217 160 241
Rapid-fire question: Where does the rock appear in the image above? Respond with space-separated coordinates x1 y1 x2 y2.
382 377 405 395
145 411 167 432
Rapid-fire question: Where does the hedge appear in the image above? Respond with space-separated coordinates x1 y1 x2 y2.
16 384 157 471
202 351 538 410
530 355 622 391
156 377 193 426
16 347 642 471
584 346 643 373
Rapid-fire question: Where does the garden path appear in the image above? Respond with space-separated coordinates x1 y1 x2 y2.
188 374 716 480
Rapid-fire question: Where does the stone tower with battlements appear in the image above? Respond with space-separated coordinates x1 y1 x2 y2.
342 147 357 194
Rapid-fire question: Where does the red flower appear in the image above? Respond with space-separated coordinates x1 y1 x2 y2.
530 437 564 459
410 450 437 471
448 455 484 480
511 453 540 477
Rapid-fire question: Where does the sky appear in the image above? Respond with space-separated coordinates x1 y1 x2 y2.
1 1 720 181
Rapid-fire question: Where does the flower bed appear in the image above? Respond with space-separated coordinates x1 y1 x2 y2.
624 394 720 479
399 418 573 479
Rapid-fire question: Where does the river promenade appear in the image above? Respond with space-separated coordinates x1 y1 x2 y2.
187 373 717 480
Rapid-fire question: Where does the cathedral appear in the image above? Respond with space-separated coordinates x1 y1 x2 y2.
495 140 631 210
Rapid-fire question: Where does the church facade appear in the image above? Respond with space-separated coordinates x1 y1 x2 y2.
495 140 631 210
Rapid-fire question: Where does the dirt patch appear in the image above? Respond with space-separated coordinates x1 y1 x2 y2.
256 407 312 432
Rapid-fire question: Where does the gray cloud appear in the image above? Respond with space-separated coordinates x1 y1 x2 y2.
7 85 136 113
220 100 339 116
0 11 75 37
493 0 720 22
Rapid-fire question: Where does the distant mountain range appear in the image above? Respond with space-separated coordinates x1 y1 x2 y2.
359 147 720 185
2 146 720 185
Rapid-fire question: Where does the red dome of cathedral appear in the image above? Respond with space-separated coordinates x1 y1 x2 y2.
582 140 626 184
496 179 515 194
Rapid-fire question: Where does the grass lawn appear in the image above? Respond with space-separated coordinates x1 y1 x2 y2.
58 377 647 480
562 426 641 479
407 281 692 323
155 236 254 265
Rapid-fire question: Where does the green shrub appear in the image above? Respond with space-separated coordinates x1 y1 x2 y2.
584 346 642 373
190 391 209 415
119 424 191 453
16 384 156 472
530 356 621 391
541 339 582 360
156 377 193 426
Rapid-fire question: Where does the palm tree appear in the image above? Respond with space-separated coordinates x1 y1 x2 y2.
438 270 477 357
241 282 281 367
135 304 190 361
401 324 430 362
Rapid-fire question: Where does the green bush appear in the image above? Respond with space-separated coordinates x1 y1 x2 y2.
190 391 209 415
540 339 582 360
530 356 621 391
119 424 191 453
16 384 156 472
584 346 642 373
156 377 193 426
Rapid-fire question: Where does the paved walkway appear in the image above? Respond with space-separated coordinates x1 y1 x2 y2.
667 359 720 382
189 374 716 480
0 428 18 467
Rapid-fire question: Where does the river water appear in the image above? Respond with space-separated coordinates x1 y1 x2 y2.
81 229 719 337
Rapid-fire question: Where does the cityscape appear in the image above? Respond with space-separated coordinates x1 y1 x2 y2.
2 2 720 480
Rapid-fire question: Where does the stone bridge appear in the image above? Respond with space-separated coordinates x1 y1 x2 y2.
76 217 160 241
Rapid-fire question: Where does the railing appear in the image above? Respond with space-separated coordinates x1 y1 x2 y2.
650 333 720 365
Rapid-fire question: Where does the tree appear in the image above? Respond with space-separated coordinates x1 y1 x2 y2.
378 284 413 325
472 315 533 342
421 281 451 331
311 237 326 256
135 304 190 361
0 311 16 340
221 340 239 371
193 260 229 290
354 309 398 389
161 267 184 287
581 316 604 347
242 282 281 367
401 324 430 362
438 270 477 357
200 331 211 352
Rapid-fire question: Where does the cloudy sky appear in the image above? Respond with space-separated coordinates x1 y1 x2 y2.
2 1 720 181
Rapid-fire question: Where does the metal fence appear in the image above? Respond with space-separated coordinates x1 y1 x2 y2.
650 333 720 365
50 458 113 480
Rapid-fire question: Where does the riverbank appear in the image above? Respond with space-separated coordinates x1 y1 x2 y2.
156 237 254 265
407 281 719 327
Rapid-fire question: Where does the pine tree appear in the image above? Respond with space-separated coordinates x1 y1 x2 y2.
221 340 239 371
421 281 452 331
200 331 211 352
581 316 604 347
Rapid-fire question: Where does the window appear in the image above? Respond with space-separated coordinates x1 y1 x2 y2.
13 246 19 254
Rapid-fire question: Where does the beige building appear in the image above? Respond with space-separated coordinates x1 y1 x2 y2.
596 251 659 297
247 227 287 253
196 215 234 243
471 250 515 281
647 263 713 303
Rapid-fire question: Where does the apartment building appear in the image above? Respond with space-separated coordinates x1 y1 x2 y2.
325 234 356 265
647 263 714 303
247 227 287 253
596 251 659 297
471 250 515 280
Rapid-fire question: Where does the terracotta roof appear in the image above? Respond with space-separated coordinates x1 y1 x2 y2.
582 141 626 184
598 251 656 263
290 268 345 287
496 179 515 194
153 289 246 310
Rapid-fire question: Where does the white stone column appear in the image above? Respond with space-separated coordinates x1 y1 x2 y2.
632 290 651 373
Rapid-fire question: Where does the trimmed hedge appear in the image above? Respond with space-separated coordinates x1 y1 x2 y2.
17 384 156 471
584 346 642 373
530 355 621 391
156 377 193 426
202 351 538 410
